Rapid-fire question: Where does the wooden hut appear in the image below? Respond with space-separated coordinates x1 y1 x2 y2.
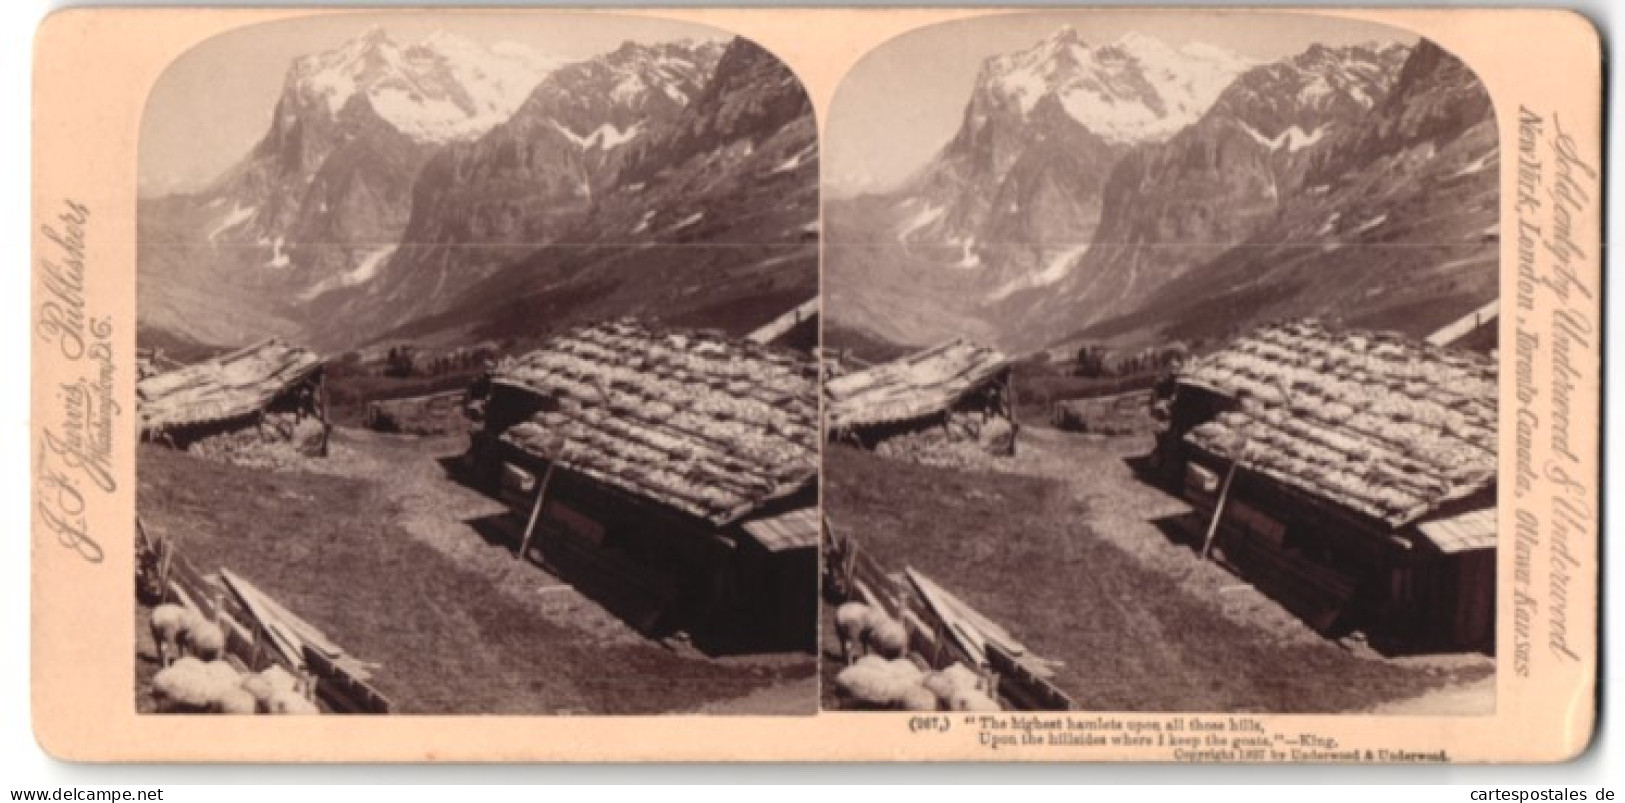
1158 320 1497 651
824 338 1016 455
137 339 327 451
468 320 819 651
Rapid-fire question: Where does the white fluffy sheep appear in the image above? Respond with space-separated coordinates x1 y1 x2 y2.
833 601 873 664
268 689 319 715
949 688 1001 712
240 674 275 712
867 616 909 659
199 659 242 695
212 687 258 715
921 662 994 709
897 684 940 712
148 604 198 667
835 656 928 709
182 620 226 662
240 666 302 713
921 670 958 703
150 656 216 712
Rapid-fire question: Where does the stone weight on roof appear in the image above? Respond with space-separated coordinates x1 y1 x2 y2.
1178 320 1496 529
494 320 818 527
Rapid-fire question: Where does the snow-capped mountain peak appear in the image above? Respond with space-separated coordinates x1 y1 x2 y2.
289 28 561 143
981 30 1256 144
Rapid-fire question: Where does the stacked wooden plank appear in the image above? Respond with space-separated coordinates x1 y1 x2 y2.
1180 320 1497 529
494 320 818 527
825 338 1009 430
137 339 323 436
903 568 1073 711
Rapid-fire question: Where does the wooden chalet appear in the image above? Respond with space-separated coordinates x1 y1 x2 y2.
137 339 327 449
469 320 819 651
824 338 1016 453
1158 320 1497 651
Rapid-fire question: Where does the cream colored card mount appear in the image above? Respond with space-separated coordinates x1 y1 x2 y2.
32 7 1600 762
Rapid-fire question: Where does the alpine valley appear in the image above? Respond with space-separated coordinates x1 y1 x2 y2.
138 28 818 356
825 28 1498 358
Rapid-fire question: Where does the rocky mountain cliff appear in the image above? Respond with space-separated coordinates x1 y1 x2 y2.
996 41 1412 336
1072 39 1498 352
139 28 560 346
827 33 1495 359
140 31 816 355
343 36 818 350
826 30 1256 350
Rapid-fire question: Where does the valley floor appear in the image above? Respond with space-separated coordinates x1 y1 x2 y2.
137 428 816 715
822 425 1494 714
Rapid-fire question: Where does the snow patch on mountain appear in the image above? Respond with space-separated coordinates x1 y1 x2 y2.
611 74 650 105
897 203 946 242
296 245 397 301
1451 147 1498 177
291 27 560 144
986 244 1088 301
1349 214 1388 235
771 142 816 174
953 237 981 270
550 120 643 150
1238 121 1328 152
985 28 1256 144
349 245 397 284
208 204 256 241
266 236 290 268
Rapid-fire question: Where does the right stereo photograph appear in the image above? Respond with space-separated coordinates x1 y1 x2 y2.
820 10 1501 716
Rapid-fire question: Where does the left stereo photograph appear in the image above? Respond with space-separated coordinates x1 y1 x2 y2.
134 12 821 716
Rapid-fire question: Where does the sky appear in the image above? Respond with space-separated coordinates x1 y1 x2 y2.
139 12 731 196
825 10 1419 198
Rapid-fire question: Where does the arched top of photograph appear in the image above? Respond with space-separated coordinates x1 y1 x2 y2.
821 9 1496 361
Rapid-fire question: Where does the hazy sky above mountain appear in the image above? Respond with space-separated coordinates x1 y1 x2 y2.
139 13 730 196
827 11 1419 198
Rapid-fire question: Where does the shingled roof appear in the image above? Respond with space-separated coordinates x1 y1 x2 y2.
1180 320 1497 530
137 340 323 435
825 338 1009 430
494 320 818 528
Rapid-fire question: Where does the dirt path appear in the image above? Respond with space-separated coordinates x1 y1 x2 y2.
1009 426 1334 648
316 428 649 647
